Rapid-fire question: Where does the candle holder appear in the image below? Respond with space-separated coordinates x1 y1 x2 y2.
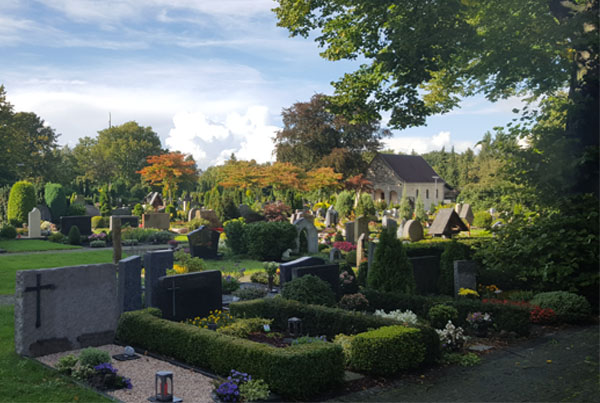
148 371 182 402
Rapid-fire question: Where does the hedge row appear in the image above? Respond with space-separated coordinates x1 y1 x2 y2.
229 297 395 338
116 309 344 399
362 289 531 336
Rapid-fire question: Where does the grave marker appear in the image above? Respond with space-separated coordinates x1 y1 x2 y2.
279 256 325 285
187 226 221 259
144 250 174 308
293 218 319 254
292 264 340 294
381 216 397 233
142 213 170 230
345 221 355 244
111 216 122 263
402 219 424 241
356 233 366 268
329 247 343 262
354 216 369 243
28 207 41 238
325 206 338 228
454 260 478 297
60 216 92 236
118 256 142 312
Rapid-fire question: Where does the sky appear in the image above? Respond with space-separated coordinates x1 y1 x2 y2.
1 0 528 170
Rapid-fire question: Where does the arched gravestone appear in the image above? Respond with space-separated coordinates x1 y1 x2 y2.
188 208 200 222
329 247 343 262
402 219 424 242
293 218 319 254
28 208 41 238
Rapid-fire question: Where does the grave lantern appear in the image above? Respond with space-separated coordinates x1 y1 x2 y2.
288 317 302 338
148 371 182 402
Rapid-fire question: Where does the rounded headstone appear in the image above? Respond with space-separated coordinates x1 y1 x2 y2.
402 219 424 242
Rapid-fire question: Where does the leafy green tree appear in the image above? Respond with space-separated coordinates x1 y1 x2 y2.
273 0 598 195
7 181 36 225
414 195 426 222
398 187 412 220
44 183 67 222
355 192 376 218
274 94 390 176
334 190 354 219
367 227 415 294
99 187 112 217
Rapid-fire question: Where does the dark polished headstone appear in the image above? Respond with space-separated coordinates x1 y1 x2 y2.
60 216 92 236
291 264 339 294
409 256 440 295
118 255 142 312
187 226 221 259
279 256 326 285
144 250 173 308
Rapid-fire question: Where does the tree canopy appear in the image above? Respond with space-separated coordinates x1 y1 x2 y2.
138 152 198 204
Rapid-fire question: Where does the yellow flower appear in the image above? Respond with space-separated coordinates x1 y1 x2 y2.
458 288 480 297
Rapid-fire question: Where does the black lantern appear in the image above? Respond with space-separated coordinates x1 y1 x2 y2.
288 317 302 338
148 371 182 402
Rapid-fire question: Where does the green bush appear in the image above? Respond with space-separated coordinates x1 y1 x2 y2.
438 240 471 295
99 187 111 217
68 225 81 245
338 293 370 311
48 232 66 243
78 347 111 368
404 239 449 258
345 250 357 266
122 227 158 243
222 276 241 294
232 287 268 301
335 190 354 219
148 230 174 244
229 298 394 339
0 224 17 239
165 204 176 220
224 218 247 254
116 309 345 399
530 291 592 324
244 221 296 261
44 183 67 222
89 240 106 248
356 261 368 287
132 203 144 217
217 318 272 338
367 227 415 294
67 203 86 216
355 193 376 218
453 298 530 336
349 326 425 375
250 271 280 286
282 275 336 307
473 211 493 229
91 216 108 229
428 304 459 329
7 181 36 226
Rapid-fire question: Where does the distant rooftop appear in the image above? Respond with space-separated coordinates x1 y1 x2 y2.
376 153 444 183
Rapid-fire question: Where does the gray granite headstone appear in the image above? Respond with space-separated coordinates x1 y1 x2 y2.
292 264 340 294
345 221 355 244
396 219 407 239
144 250 174 308
112 207 132 216
155 271 222 321
329 247 343 262
454 260 478 297
367 241 377 271
118 256 142 312
60 215 92 236
85 204 100 217
354 216 369 243
279 256 326 285
382 216 397 233
15 264 118 357
402 219 424 242
325 206 338 228
293 218 319 254
28 208 41 238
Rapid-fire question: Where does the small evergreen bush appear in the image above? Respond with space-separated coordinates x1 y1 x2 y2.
148 230 174 244
334 190 354 219
222 218 247 254
428 304 459 329
7 181 36 226
67 225 81 245
0 224 17 239
530 291 591 323
244 221 296 261
48 232 66 243
282 275 336 307
44 183 67 222
367 227 415 294
132 203 144 217
438 240 471 295
67 203 86 216
232 287 268 301
78 347 110 368
91 216 108 229
473 211 493 229
356 261 368 287
345 250 357 266
355 193 376 218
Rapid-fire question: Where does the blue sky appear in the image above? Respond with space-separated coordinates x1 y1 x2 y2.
1 0 528 169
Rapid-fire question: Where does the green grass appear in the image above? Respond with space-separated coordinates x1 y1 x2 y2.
0 305 110 402
174 235 187 242
0 250 117 295
202 258 265 276
0 240 81 253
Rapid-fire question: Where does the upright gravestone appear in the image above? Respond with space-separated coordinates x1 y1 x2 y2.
188 207 200 222
410 256 440 294
454 260 478 297
356 233 366 268
354 216 369 243
143 250 174 308
142 213 170 230
36 204 52 221
459 203 474 226
396 219 407 239
293 218 319 254
85 204 100 217
110 215 138 230
187 226 220 259
367 241 377 271
155 271 222 321
329 247 343 262
402 219 424 242
28 208 41 238
110 216 122 263
112 207 131 216
279 256 326 285
317 207 326 219
118 256 142 312
325 206 338 228
60 216 92 236
15 264 118 357
292 264 340 294
381 216 397 233
345 221 355 244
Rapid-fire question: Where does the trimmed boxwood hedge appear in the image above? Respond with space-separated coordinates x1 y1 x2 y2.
229 297 395 338
116 308 345 399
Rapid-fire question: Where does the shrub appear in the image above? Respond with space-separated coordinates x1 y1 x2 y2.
132 203 144 217
438 240 471 295
122 227 158 243
338 293 369 311
361 288 438 317
222 275 241 294
56 354 78 376
91 216 108 229
232 287 268 301
334 232 344 242
79 347 111 368
356 261 368 287
44 183 67 222
334 190 354 219
116 309 345 399
367 227 415 294
414 195 427 223
48 232 66 243
374 309 419 326
239 378 270 402
250 271 280 286
355 193 376 218
263 201 291 222
244 221 296 261
345 250 357 266
148 230 174 244
90 240 106 248
282 275 336 307
217 318 272 338
0 224 17 239
68 225 81 245
473 211 492 229
99 187 111 217
7 181 36 226
224 218 247 255
165 204 176 220
67 203 86 216
529 306 557 324
530 291 591 324
428 305 459 329
349 326 425 375
436 321 466 352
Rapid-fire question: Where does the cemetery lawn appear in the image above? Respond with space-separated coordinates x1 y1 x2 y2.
0 240 81 253
0 305 110 402
203 258 265 276
0 250 117 295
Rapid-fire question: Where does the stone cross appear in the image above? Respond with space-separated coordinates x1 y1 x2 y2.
166 278 181 318
24 273 56 328
28 208 41 238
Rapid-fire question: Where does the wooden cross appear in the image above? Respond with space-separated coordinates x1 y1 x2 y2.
166 279 181 318
24 273 56 328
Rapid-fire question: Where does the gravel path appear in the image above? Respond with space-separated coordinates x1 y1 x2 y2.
37 344 215 402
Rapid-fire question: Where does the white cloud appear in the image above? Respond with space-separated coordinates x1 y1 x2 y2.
165 106 278 169
384 131 475 155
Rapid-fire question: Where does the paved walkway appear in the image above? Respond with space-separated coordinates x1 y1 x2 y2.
334 324 599 402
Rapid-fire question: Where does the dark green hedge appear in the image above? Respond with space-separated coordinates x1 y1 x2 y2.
116 309 344 399
229 298 395 338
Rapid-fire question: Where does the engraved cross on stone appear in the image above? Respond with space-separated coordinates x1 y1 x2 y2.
166 279 181 318
24 273 56 328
